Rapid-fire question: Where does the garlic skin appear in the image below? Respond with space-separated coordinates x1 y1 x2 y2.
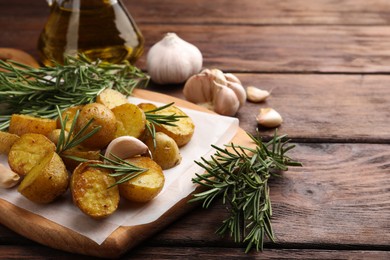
256 108 283 128
146 33 203 84
183 69 246 116
104 136 151 161
0 163 20 188
247 86 270 103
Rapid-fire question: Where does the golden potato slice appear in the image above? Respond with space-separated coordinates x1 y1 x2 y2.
75 103 117 149
0 131 20 155
18 151 69 203
112 103 146 139
119 157 165 203
137 102 157 112
71 161 119 219
61 145 101 171
56 105 84 131
96 88 128 109
153 105 195 147
144 132 182 170
8 133 56 176
9 114 57 137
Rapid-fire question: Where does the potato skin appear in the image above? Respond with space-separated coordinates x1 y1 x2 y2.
0 131 20 155
61 145 101 171
112 103 146 139
56 105 84 132
9 114 57 137
145 132 182 170
8 133 56 176
18 151 69 203
153 105 195 147
75 103 117 149
71 161 119 219
119 157 165 203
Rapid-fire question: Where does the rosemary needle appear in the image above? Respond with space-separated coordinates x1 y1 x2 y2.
0 54 149 131
189 130 302 253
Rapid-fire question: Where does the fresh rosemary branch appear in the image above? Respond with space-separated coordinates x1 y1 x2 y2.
0 54 149 131
189 131 302 253
144 102 187 147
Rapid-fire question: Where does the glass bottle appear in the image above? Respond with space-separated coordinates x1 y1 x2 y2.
38 0 144 66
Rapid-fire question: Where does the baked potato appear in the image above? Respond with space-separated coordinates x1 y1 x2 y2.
96 88 128 109
0 131 20 154
112 103 146 139
119 157 165 203
153 105 195 147
18 151 69 203
56 105 84 132
71 161 120 219
8 133 56 175
9 114 57 137
144 132 182 170
61 145 101 171
75 103 117 149
137 102 157 112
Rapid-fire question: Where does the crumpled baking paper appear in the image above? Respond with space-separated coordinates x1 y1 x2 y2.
0 97 239 245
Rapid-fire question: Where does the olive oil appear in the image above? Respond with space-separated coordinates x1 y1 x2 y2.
38 0 144 66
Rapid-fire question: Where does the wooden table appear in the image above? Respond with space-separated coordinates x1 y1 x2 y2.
1 0 389 258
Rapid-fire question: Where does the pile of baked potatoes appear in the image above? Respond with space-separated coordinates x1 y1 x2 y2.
0 89 195 219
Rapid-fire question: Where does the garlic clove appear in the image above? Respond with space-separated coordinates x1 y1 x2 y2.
225 80 246 107
183 73 214 104
209 69 226 86
247 86 270 103
146 32 203 84
0 163 20 188
256 108 283 128
224 73 242 85
213 83 240 116
104 136 151 161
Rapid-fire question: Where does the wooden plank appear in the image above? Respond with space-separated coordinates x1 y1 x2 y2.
147 74 390 142
4 0 390 26
0 245 389 259
135 25 390 73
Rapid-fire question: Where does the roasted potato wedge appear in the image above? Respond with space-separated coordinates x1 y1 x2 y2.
56 105 83 131
71 161 119 219
137 102 157 112
145 132 182 170
75 103 117 149
119 157 165 203
18 151 69 203
112 103 146 139
0 131 20 154
8 133 56 176
153 105 195 147
61 145 101 171
96 88 128 109
9 114 57 137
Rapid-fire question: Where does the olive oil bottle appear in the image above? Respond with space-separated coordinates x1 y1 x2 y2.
38 0 144 66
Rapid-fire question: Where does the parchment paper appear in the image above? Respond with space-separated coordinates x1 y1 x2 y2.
0 98 239 245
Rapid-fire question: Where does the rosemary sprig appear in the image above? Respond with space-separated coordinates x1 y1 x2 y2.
189 131 302 253
55 106 101 154
0 54 149 130
144 102 187 147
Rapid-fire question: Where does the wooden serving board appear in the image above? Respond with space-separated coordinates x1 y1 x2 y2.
0 89 252 258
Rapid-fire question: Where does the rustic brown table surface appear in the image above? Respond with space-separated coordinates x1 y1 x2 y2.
1 0 390 259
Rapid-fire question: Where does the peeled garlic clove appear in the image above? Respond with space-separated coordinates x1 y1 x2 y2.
247 86 270 102
0 163 20 188
213 83 240 116
104 136 151 161
256 108 283 128
146 32 203 84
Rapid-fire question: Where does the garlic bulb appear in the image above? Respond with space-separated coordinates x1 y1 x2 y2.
256 108 283 128
146 33 203 84
183 69 246 116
